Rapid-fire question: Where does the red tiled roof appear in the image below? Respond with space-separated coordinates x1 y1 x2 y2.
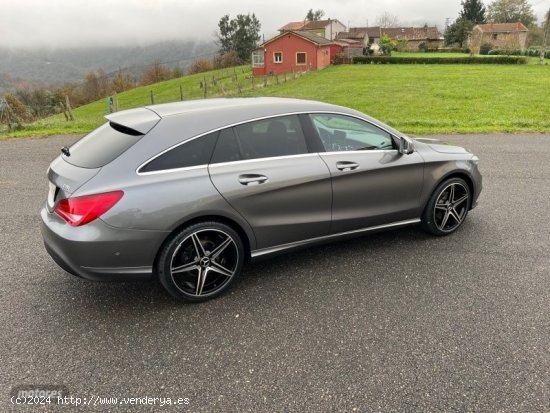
381 27 442 40
302 19 334 30
350 26 382 38
262 30 332 47
279 21 306 31
474 22 528 33
336 31 365 40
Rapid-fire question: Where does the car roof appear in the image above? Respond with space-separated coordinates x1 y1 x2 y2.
143 97 348 118
106 97 404 142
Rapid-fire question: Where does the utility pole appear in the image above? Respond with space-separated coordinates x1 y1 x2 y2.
540 8 550 65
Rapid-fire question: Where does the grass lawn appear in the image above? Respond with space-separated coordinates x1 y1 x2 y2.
241 64 550 134
2 61 550 137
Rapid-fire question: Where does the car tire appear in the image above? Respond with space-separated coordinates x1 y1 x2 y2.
421 177 471 236
157 221 245 302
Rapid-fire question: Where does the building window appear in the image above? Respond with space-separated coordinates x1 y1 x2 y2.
273 52 283 63
492 33 498 40
296 52 307 65
252 50 264 68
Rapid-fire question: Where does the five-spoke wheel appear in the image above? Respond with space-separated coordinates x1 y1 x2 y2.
422 178 471 235
157 222 244 302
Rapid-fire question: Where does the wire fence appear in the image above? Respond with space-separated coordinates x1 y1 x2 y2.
109 68 309 113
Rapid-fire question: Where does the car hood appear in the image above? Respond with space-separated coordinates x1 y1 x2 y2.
413 137 471 154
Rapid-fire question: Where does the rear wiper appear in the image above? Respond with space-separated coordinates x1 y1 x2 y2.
61 146 71 157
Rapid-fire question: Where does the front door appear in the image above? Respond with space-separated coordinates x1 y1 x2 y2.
308 113 424 234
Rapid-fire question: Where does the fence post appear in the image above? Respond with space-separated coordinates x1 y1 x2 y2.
180 85 183 101
203 77 207 98
150 91 154 105
65 95 74 121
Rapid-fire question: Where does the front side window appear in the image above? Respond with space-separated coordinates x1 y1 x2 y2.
274 52 283 63
309 114 395 152
252 50 264 68
211 115 308 163
139 132 218 173
296 52 307 65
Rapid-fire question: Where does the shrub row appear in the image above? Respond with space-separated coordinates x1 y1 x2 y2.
487 48 550 59
352 56 528 65
423 47 469 53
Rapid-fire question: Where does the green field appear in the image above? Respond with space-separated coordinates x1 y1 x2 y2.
2 60 550 137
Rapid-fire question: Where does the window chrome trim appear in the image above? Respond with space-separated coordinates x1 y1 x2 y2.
321 149 398 156
208 153 319 169
250 218 421 258
137 164 208 176
136 110 404 176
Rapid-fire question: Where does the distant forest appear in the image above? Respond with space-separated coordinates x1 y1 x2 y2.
0 39 217 93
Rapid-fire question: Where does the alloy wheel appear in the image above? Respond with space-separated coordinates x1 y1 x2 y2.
433 182 470 233
169 229 239 298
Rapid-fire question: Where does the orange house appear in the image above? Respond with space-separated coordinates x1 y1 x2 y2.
252 31 332 77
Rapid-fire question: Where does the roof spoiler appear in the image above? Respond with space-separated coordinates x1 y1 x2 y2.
105 107 161 135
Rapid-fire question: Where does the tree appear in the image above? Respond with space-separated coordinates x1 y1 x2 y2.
217 13 261 62
305 9 325 21
187 58 213 75
444 17 474 46
460 0 487 23
111 69 134 93
444 0 486 47
375 12 401 28
379 34 398 55
82 69 109 102
140 60 172 86
487 0 537 27
213 51 243 69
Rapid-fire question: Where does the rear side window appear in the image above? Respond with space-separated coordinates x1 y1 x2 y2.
63 122 144 169
139 132 218 173
211 115 308 164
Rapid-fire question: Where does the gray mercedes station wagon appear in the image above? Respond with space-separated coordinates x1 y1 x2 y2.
41 97 482 301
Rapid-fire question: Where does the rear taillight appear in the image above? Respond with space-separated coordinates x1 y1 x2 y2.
54 191 124 227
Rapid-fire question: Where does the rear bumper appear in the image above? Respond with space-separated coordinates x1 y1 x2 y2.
40 206 169 281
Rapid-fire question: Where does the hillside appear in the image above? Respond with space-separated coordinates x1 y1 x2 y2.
2 63 550 137
0 40 217 93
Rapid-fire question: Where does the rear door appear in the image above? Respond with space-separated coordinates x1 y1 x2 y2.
208 115 332 250
308 113 424 234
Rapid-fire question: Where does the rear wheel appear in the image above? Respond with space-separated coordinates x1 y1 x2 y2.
421 178 471 236
157 221 244 302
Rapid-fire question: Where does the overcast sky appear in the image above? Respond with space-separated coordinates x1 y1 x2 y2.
0 0 548 49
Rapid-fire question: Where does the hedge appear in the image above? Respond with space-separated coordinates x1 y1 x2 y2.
488 48 550 59
352 56 528 64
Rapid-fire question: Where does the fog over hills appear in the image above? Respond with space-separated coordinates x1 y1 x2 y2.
0 39 218 93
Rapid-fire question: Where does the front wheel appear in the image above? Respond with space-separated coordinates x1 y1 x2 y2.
421 178 471 236
157 222 244 302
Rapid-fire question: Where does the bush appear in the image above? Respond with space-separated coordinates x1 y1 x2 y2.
352 56 528 65
479 43 493 55
418 42 428 52
187 58 213 75
212 51 243 70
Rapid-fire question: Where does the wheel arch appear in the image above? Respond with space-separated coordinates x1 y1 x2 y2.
436 171 475 209
153 214 254 273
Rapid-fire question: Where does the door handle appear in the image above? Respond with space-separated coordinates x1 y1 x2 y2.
336 161 359 171
238 174 269 185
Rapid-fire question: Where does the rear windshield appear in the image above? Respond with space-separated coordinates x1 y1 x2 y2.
62 122 143 169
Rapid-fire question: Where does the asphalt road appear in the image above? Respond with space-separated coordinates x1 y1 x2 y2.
0 134 549 412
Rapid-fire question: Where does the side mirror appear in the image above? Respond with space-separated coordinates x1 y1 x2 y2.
398 136 414 155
